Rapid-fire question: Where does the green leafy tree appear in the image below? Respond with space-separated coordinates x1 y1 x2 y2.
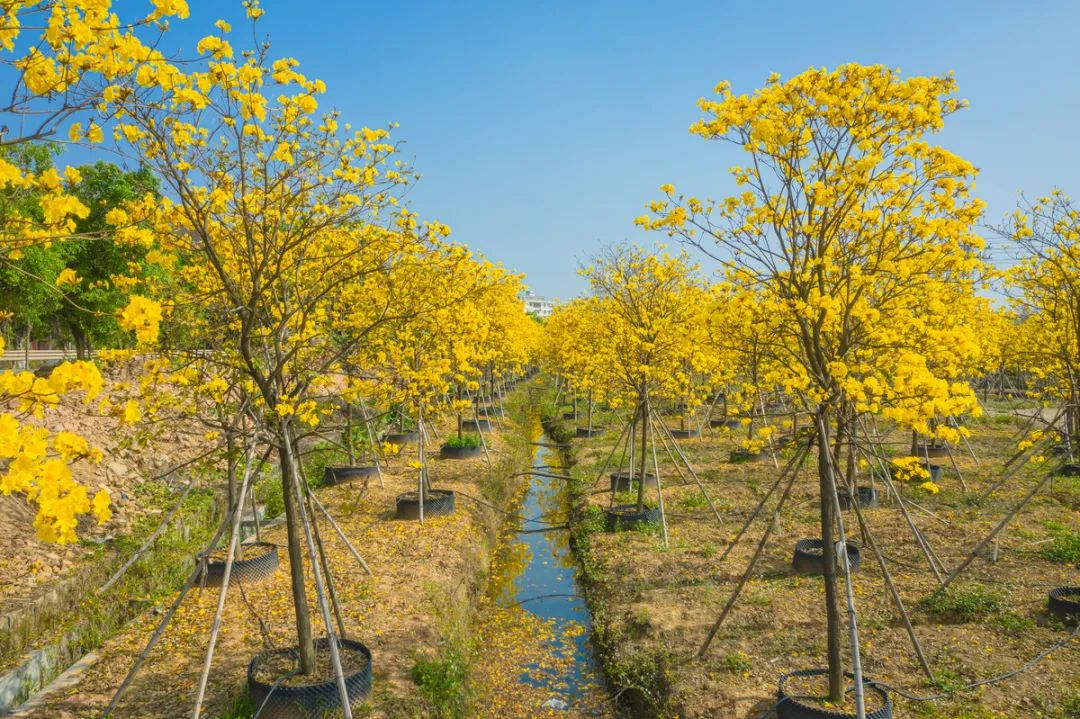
59 162 162 358
0 144 65 356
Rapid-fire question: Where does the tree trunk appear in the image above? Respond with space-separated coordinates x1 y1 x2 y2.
280 438 316 674
817 408 844 702
68 322 91 361
636 390 649 512
587 389 594 432
226 428 237 511
345 404 355 465
456 384 463 440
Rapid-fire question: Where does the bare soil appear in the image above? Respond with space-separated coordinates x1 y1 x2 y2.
782 671 888 714
0 366 211 611
250 642 370 687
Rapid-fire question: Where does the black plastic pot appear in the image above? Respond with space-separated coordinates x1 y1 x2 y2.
395 489 456 520
576 426 607 438
203 542 279 587
440 443 483 460
562 411 577 420
610 470 658 492
604 504 662 531
1048 587 1080 622
792 539 861 575
729 448 768 464
382 431 418 445
461 418 491 432
925 464 944 483
914 444 949 459
323 465 379 487
777 668 892 719
837 486 879 510
248 637 372 719
1056 463 1080 477
669 427 701 440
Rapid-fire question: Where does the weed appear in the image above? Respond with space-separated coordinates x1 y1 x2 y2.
1063 688 1080 718
994 612 1033 634
579 504 606 536
680 492 708 509
921 585 1003 620
722 651 751 674
1041 526 1080 565
215 693 254 719
411 646 470 719
931 666 967 692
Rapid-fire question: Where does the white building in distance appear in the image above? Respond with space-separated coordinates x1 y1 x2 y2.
520 290 555 318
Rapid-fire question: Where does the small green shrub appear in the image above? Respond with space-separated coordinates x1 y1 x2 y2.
302 441 345 487
256 474 284 518
446 433 482 449
921 585 1003 620
411 647 470 719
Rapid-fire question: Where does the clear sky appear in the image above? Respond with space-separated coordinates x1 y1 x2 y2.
150 1 1080 298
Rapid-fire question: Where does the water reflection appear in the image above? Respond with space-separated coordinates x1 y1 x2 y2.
476 420 608 716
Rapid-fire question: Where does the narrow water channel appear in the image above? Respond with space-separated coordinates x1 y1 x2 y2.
474 423 609 717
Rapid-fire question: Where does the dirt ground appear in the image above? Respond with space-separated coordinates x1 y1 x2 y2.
0 367 210 610
561 401 1080 719
18 411 529 719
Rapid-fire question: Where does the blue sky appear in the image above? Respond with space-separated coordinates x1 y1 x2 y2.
103 1 1080 297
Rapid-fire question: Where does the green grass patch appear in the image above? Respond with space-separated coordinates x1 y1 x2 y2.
921 585 1004 620
214 693 254 719
680 492 709 509
1041 523 1080 565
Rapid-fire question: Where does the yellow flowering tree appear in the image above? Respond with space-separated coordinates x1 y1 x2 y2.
103 6 433 680
0 0 190 543
1002 190 1080 447
540 297 622 428
640 65 987 698
579 245 710 513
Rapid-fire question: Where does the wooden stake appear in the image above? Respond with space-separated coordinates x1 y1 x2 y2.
307 488 373 575
191 438 260 719
698 449 805 656
654 413 723 523
646 407 669 549
941 469 1055 591
284 436 354 719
